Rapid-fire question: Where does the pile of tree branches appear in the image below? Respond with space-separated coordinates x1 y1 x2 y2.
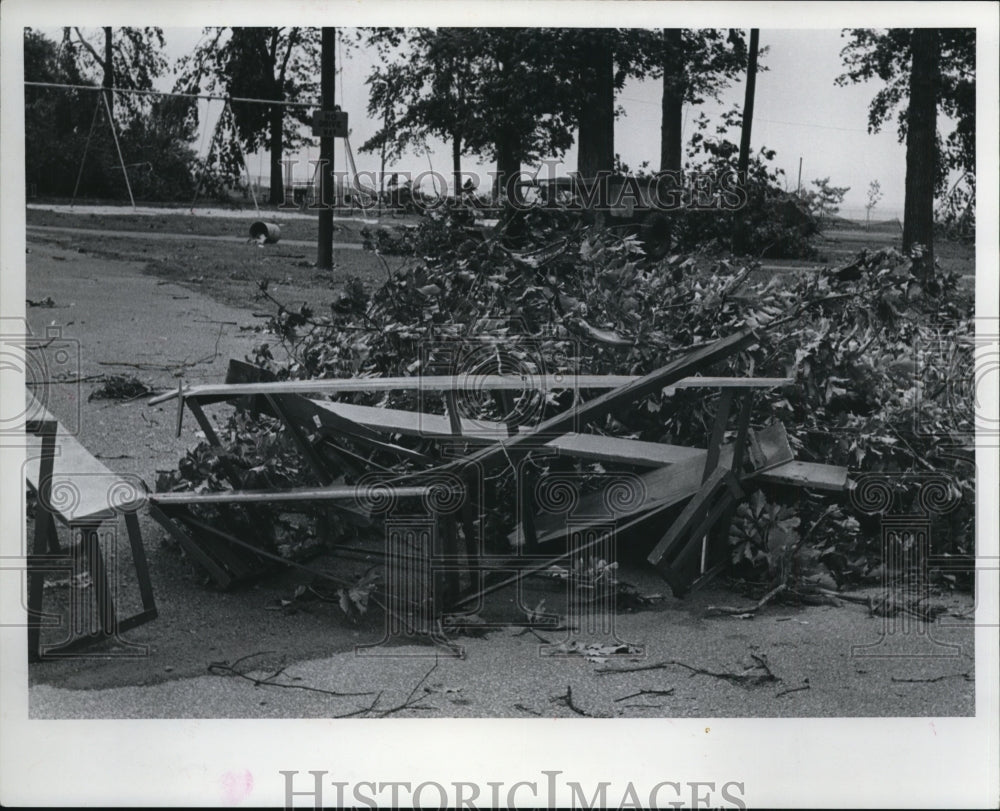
166 210 974 592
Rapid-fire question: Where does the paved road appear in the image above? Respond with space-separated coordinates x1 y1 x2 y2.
26 223 363 250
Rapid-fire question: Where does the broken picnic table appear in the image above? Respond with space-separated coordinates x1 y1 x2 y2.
147 327 848 616
22 388 157 661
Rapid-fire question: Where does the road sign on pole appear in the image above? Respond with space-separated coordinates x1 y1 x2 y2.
311 109 348 139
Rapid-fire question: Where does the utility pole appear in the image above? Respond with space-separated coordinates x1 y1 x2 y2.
797 156 802 195
317 27 336 270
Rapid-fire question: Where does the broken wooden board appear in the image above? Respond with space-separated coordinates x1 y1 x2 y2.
753 460 849 492
447 329 759 478
646 468 746 594
547 433 706 467
509 422 794 547
149 371 792 406
149 372 641 405
311 398 709 467
24 389 143 523
150 483 435 507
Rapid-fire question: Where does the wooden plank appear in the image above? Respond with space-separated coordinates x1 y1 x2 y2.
150 484 436 507
314 399 710 467
315 399 510 442
658 480 745 597
754 460 849 492
24 390 127 524
511 422 793 547
148 504 233 588
549 434 705 467
647 469 743 570
254 394 434 463
148 373 791 405
149 374 642 404
446 330 758 478
454 496 684 610
704 389 735 480
265 393 335 485
124 512 157 614
729 390 755 474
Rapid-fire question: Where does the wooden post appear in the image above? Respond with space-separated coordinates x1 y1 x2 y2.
317 27 337 269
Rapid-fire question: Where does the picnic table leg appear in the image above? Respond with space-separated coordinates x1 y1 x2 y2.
444 390 482 608
695 389 735 573
186 399 222 447
79 520 117 641
148 503 234 588
26 510 62 663
665 474 746 597
704 388 735 482
698 388 756 573
124 512 157 620
26 420 62 662
264 394 333 485
444 390 464 437
729 389 755 476
439 517 462 609
518 461 540 555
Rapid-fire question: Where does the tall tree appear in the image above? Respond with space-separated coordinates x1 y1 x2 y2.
544 29 660 178
25 28 196 200
837 27 975 270
62 27 167 124
575 31 616 178
658 29 751 173
901 29 940 268
177 27 321 204
361 29 480 196
660 29 684 173
361 28 574 207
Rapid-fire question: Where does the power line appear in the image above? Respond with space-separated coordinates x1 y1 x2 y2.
617 95 868 133
756 117 868 134
24 80 319 109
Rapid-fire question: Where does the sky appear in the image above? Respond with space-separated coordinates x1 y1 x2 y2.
49 26 965 219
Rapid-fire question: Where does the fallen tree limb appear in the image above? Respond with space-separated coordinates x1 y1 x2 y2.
775 681 811 698
614 688 675 703
550 685 592 717
597 654 779 688
706 584 788 617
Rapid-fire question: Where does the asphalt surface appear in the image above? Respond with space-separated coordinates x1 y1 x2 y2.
16 237 979 722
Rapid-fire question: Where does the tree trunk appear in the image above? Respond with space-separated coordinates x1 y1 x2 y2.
660 28 684 173
452 134 462 199
102 27 114 122
268 104 284 205
737 29 759 180
902 28 939 277
577 33 615 179
494 131 521 208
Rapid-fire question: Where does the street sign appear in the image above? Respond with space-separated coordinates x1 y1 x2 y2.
311 109 348 138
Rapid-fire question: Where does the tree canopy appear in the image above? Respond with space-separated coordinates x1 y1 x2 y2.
24 27 195 200
175 27 322 203
836 28 975 185
62 26 167 123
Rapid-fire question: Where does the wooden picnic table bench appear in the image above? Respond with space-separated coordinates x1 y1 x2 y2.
147 329 848 612
23 389 157 661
